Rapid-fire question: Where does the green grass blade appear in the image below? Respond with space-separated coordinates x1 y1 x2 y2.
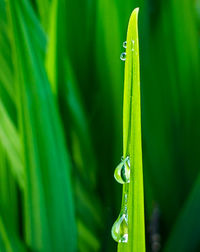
0 142 19 233
164 174 200 252
45 0 58 95
64 60 97 185
7 0 77 251
118 8 145 252
46 0 97 185
0 51 14 104
35 0 50 30
0 217 27 252
77 218 100 252
0 100 24 188
96 0 123 160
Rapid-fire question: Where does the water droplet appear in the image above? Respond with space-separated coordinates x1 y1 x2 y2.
111 212 128 243
120 52 126 61
123 41 127 48
114 157 130 184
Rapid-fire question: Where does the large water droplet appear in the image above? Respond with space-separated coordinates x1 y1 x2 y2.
123 41 127 48
120 52 126 61
114 157 130 184
111 212 128 243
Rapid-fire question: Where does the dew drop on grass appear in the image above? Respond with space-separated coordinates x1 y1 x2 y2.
114 156 130 184
123 40 134 51
120 52 126 61
123 41 127 48
111 212 128 243
111 195 128 243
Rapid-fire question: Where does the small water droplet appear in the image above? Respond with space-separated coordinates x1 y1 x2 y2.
114 157 130 184
111 212 128 243
123 41 127 48
120 52 126 61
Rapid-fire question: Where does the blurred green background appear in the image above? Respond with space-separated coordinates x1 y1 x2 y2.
1 0 200 251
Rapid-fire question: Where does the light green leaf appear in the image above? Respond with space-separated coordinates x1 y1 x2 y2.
45 0 58 95
118 8 145 252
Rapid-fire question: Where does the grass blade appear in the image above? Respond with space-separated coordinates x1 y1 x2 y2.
45 0 59 95
0 100 24 188
164 174 200 252
35 0 50 30
0 217 26 252
46 0 98 189
118 8 145 252
7 0 77 250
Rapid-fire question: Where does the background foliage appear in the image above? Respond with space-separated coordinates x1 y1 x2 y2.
1 0 200 251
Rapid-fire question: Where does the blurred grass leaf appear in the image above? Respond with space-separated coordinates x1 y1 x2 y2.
0 216 26 252
0 100 24 188
164 173 200 252
7 0 77 251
